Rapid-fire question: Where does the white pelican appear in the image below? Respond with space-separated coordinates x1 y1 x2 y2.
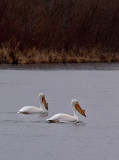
47 99 86 123
17 93 48 114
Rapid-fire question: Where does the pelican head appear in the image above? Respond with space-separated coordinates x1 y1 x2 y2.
39 93 48 110
71 99 86 117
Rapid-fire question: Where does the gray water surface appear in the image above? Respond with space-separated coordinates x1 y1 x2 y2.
0 64 119 160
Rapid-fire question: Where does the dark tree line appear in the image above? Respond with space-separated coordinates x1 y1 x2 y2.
0 0 119 52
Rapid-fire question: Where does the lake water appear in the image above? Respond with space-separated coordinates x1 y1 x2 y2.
0 63 119 160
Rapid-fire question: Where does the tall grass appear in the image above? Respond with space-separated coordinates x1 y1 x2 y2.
0 0 119 63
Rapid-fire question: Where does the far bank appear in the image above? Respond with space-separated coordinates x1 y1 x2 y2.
0 47 119 64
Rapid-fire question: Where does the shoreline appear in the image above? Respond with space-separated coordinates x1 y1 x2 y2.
0 47 119 64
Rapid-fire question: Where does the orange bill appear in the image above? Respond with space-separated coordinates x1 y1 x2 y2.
42 97 48 110
75 103 86 117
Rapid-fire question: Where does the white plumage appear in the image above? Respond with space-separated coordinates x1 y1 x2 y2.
47 99 86 123
17 93 48 114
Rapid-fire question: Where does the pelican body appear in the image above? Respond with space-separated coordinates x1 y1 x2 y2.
47 99 86 123
17 93 48 114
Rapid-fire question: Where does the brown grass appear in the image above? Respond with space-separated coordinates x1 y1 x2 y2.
0 46 119 64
